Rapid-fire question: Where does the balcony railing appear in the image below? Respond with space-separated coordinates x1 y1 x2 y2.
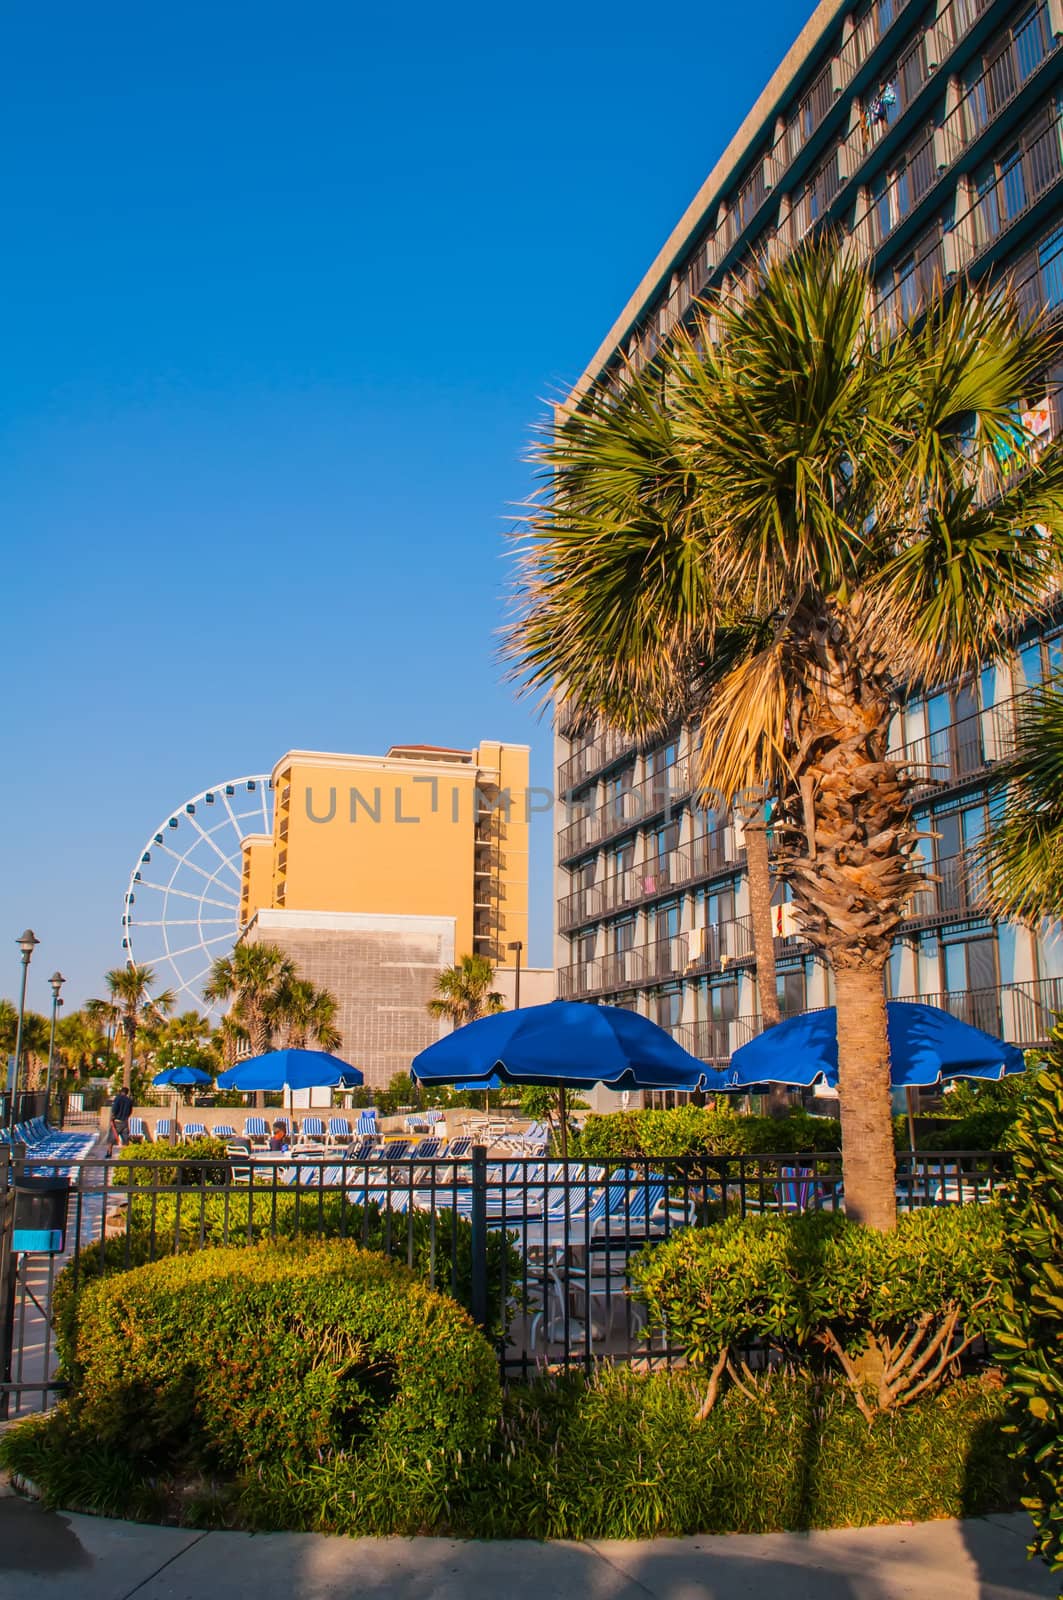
557 725 634 792
557 825 744 934
671 1015 762 1066
888 694 1023 796
894 976 1063 1048
686 916 756 974
557 763 693 861
904 851 989 925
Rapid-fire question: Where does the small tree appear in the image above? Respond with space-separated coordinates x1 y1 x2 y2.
981 675 1063 924
993 1021 1063 1575
427 954 504 1028
105 965 174 1093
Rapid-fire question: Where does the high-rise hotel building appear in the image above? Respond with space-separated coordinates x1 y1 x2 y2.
555 0 1063 1067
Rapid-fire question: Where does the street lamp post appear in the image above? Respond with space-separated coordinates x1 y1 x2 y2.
10 930 40 1127
507 940 524 1010
46 971 65 1115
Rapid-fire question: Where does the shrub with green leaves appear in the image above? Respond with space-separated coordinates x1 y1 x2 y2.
31 1240 500 1534
992 1022 1063 1573
2 1364 1018 1537
632 1206 1005 1419
111 1137 230 1188
577 1106 841 1161
54 1188 520 1359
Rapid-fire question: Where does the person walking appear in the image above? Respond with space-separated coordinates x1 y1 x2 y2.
108 1085 133 1153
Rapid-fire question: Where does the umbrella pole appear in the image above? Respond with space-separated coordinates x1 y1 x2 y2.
559 1085 568 1161
905 1086 917 1155
172 1091 179 1147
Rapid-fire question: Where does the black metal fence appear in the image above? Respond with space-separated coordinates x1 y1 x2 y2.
0 1146 1012 1413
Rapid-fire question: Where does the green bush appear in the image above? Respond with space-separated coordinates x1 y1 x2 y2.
577 1106 841 1161
52 1187 519 1361
632 1207 1005 1418
911 1111 1016 1152
993 1021 1063 1574
26 1240 500 1534
112 1137 231 1188
3 1364 1017 1537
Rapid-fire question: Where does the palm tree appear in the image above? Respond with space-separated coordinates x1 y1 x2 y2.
55 1009 109 1080
204 943 297 1107
105 965 175 1092
279 978 342 1052
981 674 1063 924
203 943 296 1053
428 954 505 1027
509 239 1063 1230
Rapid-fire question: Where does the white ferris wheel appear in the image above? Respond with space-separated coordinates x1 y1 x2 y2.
122 776 273 1015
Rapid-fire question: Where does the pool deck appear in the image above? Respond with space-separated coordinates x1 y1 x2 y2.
0 1492 1056 1600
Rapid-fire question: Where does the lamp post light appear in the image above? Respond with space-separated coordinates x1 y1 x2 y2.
10 929 40 1126
507 939 524 1010
46 971 65 1113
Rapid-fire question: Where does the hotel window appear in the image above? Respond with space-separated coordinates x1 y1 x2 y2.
575 930 596 965
613 917 637 954
652 900 681 942
655 987 683 1030
610 764 635 822
699 883 736 928
869 127 935 243
776 968 807 1017
707 979 738 1024
613 839 635 877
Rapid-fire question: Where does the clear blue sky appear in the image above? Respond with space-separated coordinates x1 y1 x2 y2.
1 0 811 1013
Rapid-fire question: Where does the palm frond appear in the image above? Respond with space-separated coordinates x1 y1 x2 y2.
980 676 1063 922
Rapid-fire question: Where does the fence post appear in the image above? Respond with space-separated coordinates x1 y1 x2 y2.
470 1144 488 1331
0 1147 18 1421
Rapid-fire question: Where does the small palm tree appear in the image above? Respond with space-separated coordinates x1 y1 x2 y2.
279 978 342 1052
203 943 296 1053
428 954 505 1028
981 674 1063 924
105 965 175 1092
510 238 1063 1230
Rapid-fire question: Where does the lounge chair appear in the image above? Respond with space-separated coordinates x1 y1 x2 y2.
182 1122 207 1142
214 1124 236 1138
126 1117 150 1142
296 1115 327 1146
154 1118 177 1143
327 1116 353 1146
355 1111 378 1138
244 1116 270 1146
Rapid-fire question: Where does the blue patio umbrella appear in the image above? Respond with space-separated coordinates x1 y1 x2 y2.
412 1001 721 1155
152 1067 214 1088
152 1066 216 1145
726 1002 1025 1092
217 1049 364 1136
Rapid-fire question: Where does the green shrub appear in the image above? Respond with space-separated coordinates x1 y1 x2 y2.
993 1022 1063 1574
28 1240 500 1534
53 1188 520 1363
632 1206 1005 1418
912 1110 1016 1152
577 1106 841 1161
3 1365 1017 1537
112 1137 231 1188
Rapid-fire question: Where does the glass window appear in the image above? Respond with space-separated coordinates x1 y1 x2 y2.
655 988 682 1029
653 901 681 941
613 918 636 953
1001 146 1026 220
777 969 806 1016
1019 639 1045 688
709 981 738 1023
1015 4 1049 80
613 841 635 874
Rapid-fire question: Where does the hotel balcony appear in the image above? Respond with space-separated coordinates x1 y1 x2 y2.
557 762 693 862
557 825 744 934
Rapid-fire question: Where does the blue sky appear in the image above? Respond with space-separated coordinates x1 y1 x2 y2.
1 0 811 1013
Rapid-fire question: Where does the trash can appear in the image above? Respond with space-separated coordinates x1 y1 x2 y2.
12 1176 69 1254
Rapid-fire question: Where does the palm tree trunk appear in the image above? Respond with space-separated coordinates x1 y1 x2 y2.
123 1023 135 1094
833 965 896 1231
744 815 786 1116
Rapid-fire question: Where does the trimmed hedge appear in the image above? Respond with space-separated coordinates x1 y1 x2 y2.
112 1138 231 1188
632 1206 1005 1418
3 1364 1018 1538
577 1106 842 1160
53 1188 519 1357
26 1240 500 1534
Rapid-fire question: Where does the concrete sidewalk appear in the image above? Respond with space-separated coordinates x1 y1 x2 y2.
0 1498 1057 1600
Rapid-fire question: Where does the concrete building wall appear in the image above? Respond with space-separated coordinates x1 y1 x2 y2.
246 909 455 1089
